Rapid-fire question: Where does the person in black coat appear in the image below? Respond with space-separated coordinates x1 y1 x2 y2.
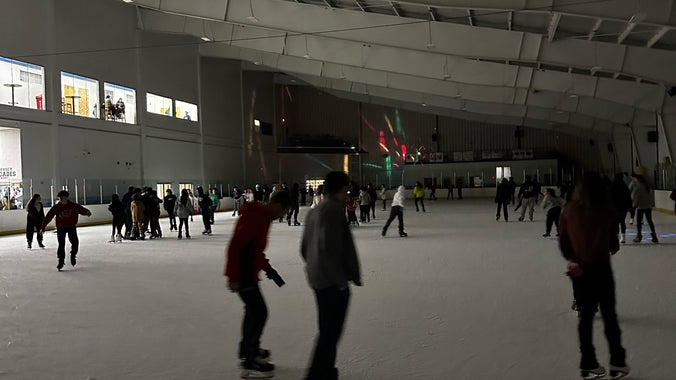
495 178 512 222
164 189 178 231
197 186 212 235
108 193 126 242
611 173 632 244
121 186 135 239
287 183 300 226
26 194 45 249
366 183 378 219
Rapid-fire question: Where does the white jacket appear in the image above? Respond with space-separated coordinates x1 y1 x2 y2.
391 186 405 207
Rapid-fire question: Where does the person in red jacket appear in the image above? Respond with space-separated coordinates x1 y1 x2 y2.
41 190 92 271
559 173 629 380
225 190 290 379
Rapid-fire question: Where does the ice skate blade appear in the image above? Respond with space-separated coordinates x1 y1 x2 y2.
240 369 274 378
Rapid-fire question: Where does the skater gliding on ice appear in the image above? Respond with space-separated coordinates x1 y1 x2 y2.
41 190 92 271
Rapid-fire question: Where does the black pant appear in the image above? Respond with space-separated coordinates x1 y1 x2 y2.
178 218 189 236
572 262 626 369
496 201 508 221
414 197 425 212
383 206 404 234
124 208 132 236
457 188 463 199
636 208 656 236
56 227 79 260
112 218 124 235
202 209 211 232
209 206 216 223
306 286 350 380
26 218 43 244
370 201 376 218
628 207 635 219
617 208 628 234
545 207 561 234
238 286 268 362
447 189 453 200
150 216 162 237
382 199 386 210
167 210 177 229
287 204 299 223
359 205 370 222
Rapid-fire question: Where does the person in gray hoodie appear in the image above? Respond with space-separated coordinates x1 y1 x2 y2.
301 171 362 380
632 175 658 243
382 185 408 237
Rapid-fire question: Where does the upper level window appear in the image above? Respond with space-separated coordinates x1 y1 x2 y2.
0 56 46 110
147 93 172 116
175 100 198 122
61 72 99 118
104 82 136 124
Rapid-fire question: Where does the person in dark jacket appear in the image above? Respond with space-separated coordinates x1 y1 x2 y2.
108 194 126 243
301 171 362 380
518 175 537 221
495 178 511 222
197 186 212 235
508 177 517 204
366 183 378 219
164 189 178 231
225 191 291 378
456 177 464 200
41 191 92 271
121 186 135 239
148 190 163 239
25 194 45 249
232 186 243 217
610 174 632 244
287 183 300 226
632 175 658 243
559 173 629 380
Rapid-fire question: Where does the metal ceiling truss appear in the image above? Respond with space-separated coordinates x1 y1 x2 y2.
126 0 674 136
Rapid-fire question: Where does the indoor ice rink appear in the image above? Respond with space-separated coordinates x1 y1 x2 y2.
2 0 676 379
1 202 675 379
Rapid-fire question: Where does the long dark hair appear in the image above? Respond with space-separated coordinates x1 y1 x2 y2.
180 189 189 206
27 194 41 210
572 172 611 211
111 193 121 204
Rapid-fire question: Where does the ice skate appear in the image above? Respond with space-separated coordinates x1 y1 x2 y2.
381 229 386 237
108 234 116 243
542 233 550 238
185 233 191 239
116 234 123 242
177 233 182 240
240 359 274 379
70 253 77 267
609 364 630 379
632 234 642 243
629 218 634 225
57 258 64 271
294 221 301 226
518 216 524 221
38 242 45 248
581 366 606 379
27 242 32 249
619 233 625 244
399 231 408 237
651 233 659 243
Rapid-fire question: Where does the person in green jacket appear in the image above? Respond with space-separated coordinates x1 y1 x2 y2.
413 182 426 212
209 188 221 224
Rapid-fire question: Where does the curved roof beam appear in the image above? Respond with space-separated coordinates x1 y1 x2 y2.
139 9 664 114
129 0 676 86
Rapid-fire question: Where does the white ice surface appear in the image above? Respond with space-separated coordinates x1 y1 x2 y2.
1 200 675 380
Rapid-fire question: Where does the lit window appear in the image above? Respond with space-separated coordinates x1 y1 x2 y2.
175 100 198 122
103 83 136 124
0 56 46 110
147 93 173 116
60 72 99 118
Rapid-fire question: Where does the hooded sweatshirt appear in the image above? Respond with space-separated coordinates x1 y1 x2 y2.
392 186 405 207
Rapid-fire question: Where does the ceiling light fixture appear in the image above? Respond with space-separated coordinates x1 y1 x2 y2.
122 0 134 3
200 20 211 42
